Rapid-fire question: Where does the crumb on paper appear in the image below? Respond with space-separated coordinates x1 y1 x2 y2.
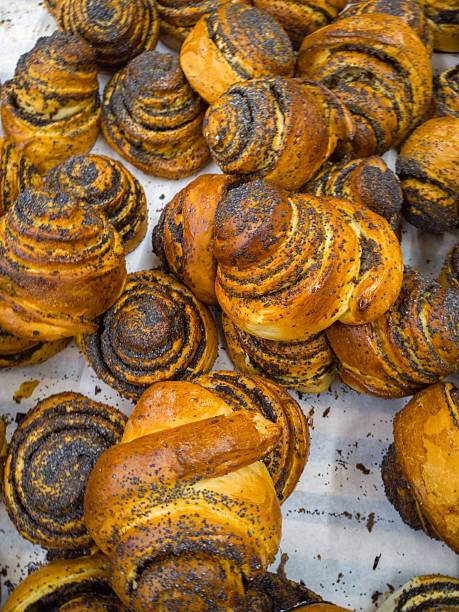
373 554 381 570
366 512 376 533
356 463 370 475
13 380 39 404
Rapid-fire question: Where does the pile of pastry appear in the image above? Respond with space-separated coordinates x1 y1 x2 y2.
0 0 457 609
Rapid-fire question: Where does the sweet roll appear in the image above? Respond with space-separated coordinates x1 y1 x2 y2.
438 243 459 290
430 65 459 118
416 0 459 52
377 575 459 612
0 138 41 217
0 326 69 368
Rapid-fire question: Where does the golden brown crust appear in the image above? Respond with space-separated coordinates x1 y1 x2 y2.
46 154 147 254
438 243 459 290
0 186 127 341
80 270 218 400
430 65 459 118
326 268 459 398
1 31 101 174
102 51 210 179
180 3 294 104
0 138 42 217
55 0 159 68
397 117 459 233
0 325 69 368
3 392 127 550
203 77 355 190
416 0 459 52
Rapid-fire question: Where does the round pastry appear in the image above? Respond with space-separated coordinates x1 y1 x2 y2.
84 378 283 610
54 0 159 68
3 392 127 550
377 575 459 612
1 31 101 174
203 77 355 190
102 51 210 179
396 117 459 233
180 2 294 104
0 138 42 217
0 186 126 342
214 180 403 341
2 552 126 611
416 0 459 52
430 64 459 118
223 314 336 393
381 382 459 553
80 269 218 401
297 13 433 157
0 326 69 368
46 154 148 254
438 243 459 290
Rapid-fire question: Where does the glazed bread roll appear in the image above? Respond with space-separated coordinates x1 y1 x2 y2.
416 0 459 52
180 2 294 104
54 0 159 68
0 326 68 368
0 138 42 217
381 382 459 553
1 31 101 174
326 268 459 398
430 65 459 118
2 552 126 611
46 154 147 254
204 78 355 190
0 186 126 341
3 392 127 550
396 117 459 233
377 575 459 612
214 180 403 341
80 269 218 401
438 243 459 290
297 13 433 157
84 377 284 610
102 51 210 179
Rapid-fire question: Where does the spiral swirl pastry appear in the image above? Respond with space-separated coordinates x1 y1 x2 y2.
416 0 459 52
1 31 101 174
0 138 42 217
180 3 294 104
0 326 69 368
430 65 459 118
80 269 218 400
396 117 459 233
47 154 147 254
55 0 159 68
303 156 403 237
84 378 283 610
204 77 355 190
438 243 459 290
377 575 459 612
223 314 336 394
297 13 433 157
0 186 126 341
102 51 210 179
326 268 459 398
381 382 459 553
2 552 127 611
214 179 403 341
3 392 127 550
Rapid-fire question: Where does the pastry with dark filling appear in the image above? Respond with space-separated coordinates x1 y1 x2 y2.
430 65 459 118
0 138 42 217
377 575 459 612
416 0 459 52
438 243 459 290
0 326 69 368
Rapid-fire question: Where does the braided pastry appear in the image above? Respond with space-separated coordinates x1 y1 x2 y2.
0 138 41 217
377 575 459 612
102 51 210 179
430 65 459 118
180 3 294 104
47 154 147 254
439 243 459 290
54 0 159 68
214 180 403 341
2 552 126 611
80 270 218 401
416 0 459 52
0 326 68 368
204 77 355 190
3 392 127 550
0 186 126 341
1 31 101 174
326 268 459 398
303 156 403 236
396 117 459 233
381 382 459 553
297 13 433 157
223 314 336 393
84 377 284 610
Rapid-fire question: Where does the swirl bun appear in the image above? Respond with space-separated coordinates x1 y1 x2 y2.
439 243 459 290
0 326 68 368
377 575 459 612
204 77 355 190
0 138 42 217
1 31 101 174
416 0 459 52
180 3 294 104
0 186 126 341
47 154 147 254
102 51 210 179
55 0 159 68
3 392 127 550
430 65 459 119
80 270 218 400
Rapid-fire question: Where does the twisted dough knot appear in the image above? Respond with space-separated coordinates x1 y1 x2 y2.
47 154 147 254
1 31 101 174
326 268 459 398
0 138 42 217
0 325 68 368
102 51 210 179
55 0 159 68
430 66 459 118
3 393 127 550
297 13 432 156
0 186 126 341
80 270 218 400
439 243 459 290
214 179 403 341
